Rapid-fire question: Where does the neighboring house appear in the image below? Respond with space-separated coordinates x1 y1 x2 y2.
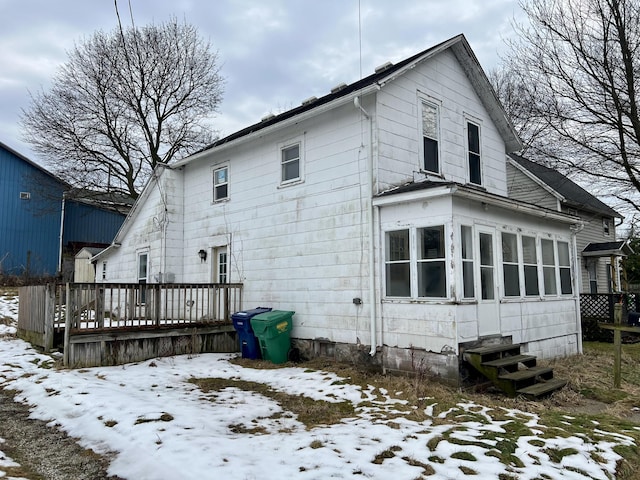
507 154 629 294
94 35 585 382
0 141 129 279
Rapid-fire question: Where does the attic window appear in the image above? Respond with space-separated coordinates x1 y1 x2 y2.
20 192 30 200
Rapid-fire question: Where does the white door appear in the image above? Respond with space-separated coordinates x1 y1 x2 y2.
477 230 500 336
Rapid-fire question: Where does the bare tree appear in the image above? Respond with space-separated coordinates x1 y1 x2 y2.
21 17 223 199
500 0 640 213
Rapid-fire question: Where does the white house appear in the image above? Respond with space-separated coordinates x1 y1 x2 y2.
94 35 584 384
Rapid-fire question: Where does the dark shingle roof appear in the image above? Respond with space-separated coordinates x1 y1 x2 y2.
509 153 621 218
192 34 520 155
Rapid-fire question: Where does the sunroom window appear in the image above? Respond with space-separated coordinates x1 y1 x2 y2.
417 226 446 297
502 233 520 297
385 230 410 297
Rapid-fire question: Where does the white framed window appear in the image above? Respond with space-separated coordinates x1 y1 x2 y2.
466 121 482 185
281 142 301 183
603 218 611 236
213 166 228 201
421 100 440 173
461 225 475 298
137 252 149 304
541 239 557 295
558 241 573 295
213 246 228 283
522 236 540 296
479 232 495 300
417 226 446 297
385 230 411 297
501 233 520 297
384 225 447 299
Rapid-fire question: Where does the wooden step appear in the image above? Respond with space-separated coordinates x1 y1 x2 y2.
516 378 567 398
464 343 522 357
499 366 553 382
482 354 537 369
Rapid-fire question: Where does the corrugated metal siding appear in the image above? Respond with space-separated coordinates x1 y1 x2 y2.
0 146 65 275
63 200 126 245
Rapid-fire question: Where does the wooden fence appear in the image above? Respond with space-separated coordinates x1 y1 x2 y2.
18 283 243 367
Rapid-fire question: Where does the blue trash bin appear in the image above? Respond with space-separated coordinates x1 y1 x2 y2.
232 307 272 359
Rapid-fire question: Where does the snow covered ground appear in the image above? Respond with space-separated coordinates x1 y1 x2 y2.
0 292 636 479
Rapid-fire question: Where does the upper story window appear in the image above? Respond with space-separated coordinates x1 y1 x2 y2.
421 101 439 174
603 217 611 236
213 166 228 201
281 143 300 183
467 121 482 185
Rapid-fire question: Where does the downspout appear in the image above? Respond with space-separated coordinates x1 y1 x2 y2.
571 222 584 354
354 96 378 356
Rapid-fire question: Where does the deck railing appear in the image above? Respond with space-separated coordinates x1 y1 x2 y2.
64 283 243 332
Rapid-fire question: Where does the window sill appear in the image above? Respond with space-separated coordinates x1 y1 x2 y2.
382 297 455 305
211 198 230 205
278 178 304 188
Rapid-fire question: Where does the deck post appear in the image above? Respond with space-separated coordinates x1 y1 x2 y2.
613 302 622 389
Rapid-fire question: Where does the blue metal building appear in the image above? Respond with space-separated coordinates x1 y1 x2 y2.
0 142 66 276
0 142 130 278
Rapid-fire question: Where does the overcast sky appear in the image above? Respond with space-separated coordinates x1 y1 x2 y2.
0 0 523 164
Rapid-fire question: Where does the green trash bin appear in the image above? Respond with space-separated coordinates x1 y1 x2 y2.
250 310 294 364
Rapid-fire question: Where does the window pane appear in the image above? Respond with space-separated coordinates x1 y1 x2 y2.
386 263 410 297
138 254 148 279
282 160 299 181
215 184 228 201
469 153 481 185
522 236 537 263
463 261 475 298
418 226 444 259
214 168 227 185
503 264 520 296
558 242 570 266
479 233 493 266
467 123 480 153
524 265 539 296
543 266 557 295
541 239 555 265
481 267 494 300
418 262 446 297
423 137 439 172
283 144 299 162
501 233 518 262
386 230 409 261
461 226 473 260
560 268 572 294
422 102 438 139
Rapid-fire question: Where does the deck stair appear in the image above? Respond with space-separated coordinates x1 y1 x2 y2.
463 343 566 398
